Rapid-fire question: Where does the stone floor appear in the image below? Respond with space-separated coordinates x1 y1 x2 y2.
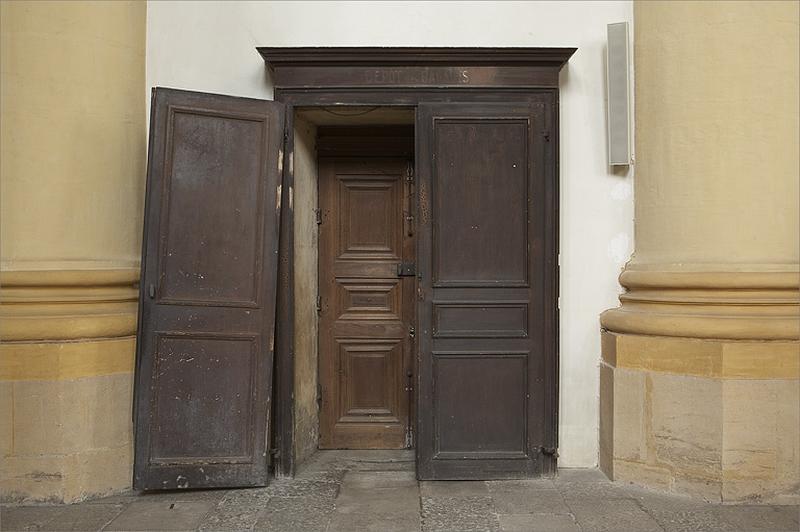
1 451 798 532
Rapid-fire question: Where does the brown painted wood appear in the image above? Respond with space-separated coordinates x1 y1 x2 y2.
133 87 285 490
416 102 551 479
273 104 295 478
318 157 415 449
317 126 414 158
259 47 576 90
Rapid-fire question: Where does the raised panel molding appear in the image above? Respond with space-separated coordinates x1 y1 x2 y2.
336 339 403 424
337 279 401 321
337 175 402 260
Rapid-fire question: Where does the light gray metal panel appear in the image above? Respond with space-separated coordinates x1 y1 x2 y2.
607 22 631 166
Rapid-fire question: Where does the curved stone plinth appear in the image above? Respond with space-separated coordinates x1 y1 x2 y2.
601 268 800 340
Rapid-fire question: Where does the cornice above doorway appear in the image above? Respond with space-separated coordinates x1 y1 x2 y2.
257 47 577 90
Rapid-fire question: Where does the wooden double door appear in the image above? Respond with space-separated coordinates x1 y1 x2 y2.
134 87 558 489
318 158 416 449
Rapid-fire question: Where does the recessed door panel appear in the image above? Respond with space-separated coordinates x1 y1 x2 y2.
433 120 529 286
319 158 415 449
433 354 528 457
417 102 554 479
159 111 265 306
338 339 403 421
149 334 257 463
433 303 529 338
338 176 402 260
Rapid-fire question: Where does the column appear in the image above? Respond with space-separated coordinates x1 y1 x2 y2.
1 1 146 502
600 1 799 502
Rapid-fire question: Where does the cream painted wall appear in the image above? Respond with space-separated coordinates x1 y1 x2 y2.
1 1 146 271
146 0 635 467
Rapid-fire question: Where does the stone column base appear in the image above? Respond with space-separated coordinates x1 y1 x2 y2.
0 270 138 504
599 331 800 503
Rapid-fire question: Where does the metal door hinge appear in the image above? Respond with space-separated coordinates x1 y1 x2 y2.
557 296 561 310
540 446 559 457
405 424 413 448
404 369 414 448
404 370 414 392
315 208 322 225
409 326 415 338
406 161 414 179
148 283 155 299
404 210 414 237
316 295 322 313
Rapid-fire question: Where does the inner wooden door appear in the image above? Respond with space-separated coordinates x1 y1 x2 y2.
318 157 416 449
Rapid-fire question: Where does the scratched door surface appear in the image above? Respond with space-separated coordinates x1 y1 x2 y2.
416 102 553 479
318 158 415 449
133 88 285 490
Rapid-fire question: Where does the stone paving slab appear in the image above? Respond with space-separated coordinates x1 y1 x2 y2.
328 511 421 532
498 513 581 532
196 488 271 531
714 505 800 532
565 497 663 532
487 480 570 515
420 480 489 498
104 501 214 531
421 496 501 532
1 451 798 532
330 471 421 532
253 495 334 532
553 468 610 483
0 504 124 531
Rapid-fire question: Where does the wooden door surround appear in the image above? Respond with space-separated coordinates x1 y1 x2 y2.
259 47 575 477
318 157 415 449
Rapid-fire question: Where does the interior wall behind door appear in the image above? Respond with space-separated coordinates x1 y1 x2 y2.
292 116 320 465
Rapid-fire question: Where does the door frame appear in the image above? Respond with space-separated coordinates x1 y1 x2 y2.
260 47 575 477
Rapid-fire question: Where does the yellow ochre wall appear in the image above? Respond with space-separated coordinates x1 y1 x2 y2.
1 1 146 503
601 0 800 503
634 0 799 268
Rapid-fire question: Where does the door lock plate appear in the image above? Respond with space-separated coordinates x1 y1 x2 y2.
397 262 416 277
